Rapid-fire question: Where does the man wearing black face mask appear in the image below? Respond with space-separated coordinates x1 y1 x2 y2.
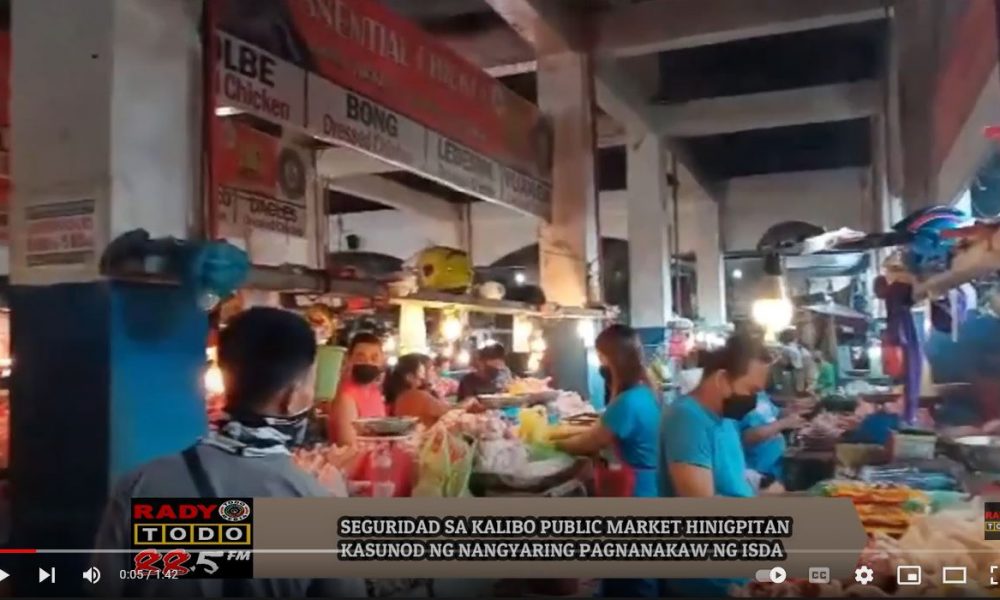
658 335 770 597
93 307 364 597
457 343 511 400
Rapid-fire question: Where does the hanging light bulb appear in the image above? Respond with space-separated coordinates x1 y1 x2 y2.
387 355 399 367
751 253 794 334
383 336 397 353
441 314 463 341
456 348 471 367
203 363 225 396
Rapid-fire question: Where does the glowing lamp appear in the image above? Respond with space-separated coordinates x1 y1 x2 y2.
751 253 794 334
203 364 225 396
441 315 463 341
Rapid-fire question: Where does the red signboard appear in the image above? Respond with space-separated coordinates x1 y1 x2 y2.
211 117 313 244
215 0 551 184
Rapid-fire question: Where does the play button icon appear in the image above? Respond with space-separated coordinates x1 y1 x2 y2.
38 567 54 583
0 568 9 582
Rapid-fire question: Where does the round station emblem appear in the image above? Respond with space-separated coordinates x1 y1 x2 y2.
218 499 251 522
277 148 307 200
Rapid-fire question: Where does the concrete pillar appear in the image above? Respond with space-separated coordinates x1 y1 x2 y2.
627 133 672 342
894 0 947 213
536 50 600 307
9 1 205 594
691 199 727 326
536 48 601 402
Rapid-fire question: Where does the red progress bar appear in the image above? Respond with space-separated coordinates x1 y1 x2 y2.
0 549 37 554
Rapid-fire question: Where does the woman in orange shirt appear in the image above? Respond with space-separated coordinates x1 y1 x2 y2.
386 354 481 427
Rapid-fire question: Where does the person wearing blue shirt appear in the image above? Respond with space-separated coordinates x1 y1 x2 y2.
739 392 805 490
556 324 660 597
659 335 771 597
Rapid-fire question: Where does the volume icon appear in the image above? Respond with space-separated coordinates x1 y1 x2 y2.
82 567 101 584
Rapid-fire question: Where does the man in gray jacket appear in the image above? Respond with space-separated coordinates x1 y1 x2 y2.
93 307 364 597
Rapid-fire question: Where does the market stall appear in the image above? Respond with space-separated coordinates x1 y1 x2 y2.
735 212 1000 596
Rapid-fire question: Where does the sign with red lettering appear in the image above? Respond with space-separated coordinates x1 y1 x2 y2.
285 0 550 183
212 118 320 268
213 0 551 218
24 199 96 268
215 31 306 127
130 498 254 579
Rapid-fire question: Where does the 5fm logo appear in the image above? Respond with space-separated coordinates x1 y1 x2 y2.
133 549 247 577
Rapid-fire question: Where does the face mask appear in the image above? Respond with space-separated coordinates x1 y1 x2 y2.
598 366 612 381
263 409 310 448
351 363 382 385
722 394 757 420
232 408 311 449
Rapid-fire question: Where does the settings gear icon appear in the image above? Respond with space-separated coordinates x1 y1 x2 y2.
854 565 875 585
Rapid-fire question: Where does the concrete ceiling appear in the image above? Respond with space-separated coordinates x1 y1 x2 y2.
385 0 889 188
332 1 978 212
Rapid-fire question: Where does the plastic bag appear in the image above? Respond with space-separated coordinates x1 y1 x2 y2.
412 424 476 497
517 406 550 444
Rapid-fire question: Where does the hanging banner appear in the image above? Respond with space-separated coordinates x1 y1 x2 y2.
212 118 319 268
281 0 549 182
214 0 551 218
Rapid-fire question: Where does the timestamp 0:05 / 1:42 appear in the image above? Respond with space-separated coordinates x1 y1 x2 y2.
119 569 183 580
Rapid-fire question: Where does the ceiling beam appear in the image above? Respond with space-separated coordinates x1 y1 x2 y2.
485 60 537 77
593 57 660 139
325 175 463 224
483 0 721 200
595 0 886 59
381 0 492 21
440 0 885 77
654 80 880 137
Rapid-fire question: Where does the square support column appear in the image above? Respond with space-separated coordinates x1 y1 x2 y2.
627 133 671 344
537 50 601 308
536 46 601 402
691 199 727 326
9 2 205 594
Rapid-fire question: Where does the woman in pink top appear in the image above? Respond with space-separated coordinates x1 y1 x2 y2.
327 332 387 446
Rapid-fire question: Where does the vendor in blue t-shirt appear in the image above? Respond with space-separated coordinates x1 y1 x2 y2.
659 335 771 598
739 391 805 491
556 324 660 598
